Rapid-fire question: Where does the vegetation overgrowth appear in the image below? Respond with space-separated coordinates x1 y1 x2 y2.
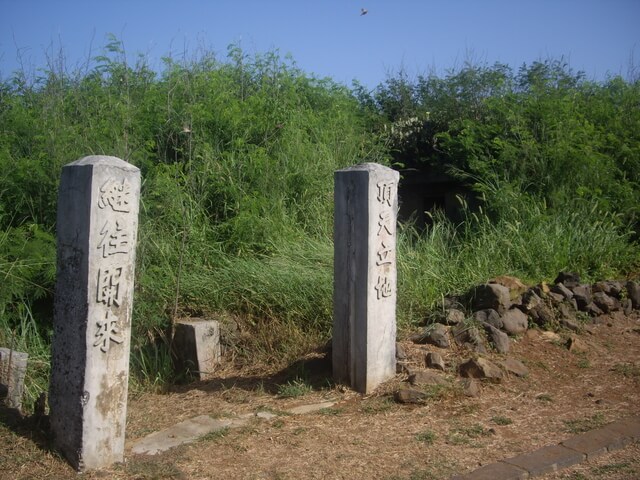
1 38 638 409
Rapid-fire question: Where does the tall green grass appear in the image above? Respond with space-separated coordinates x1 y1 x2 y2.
397 182 637 326
0 42 638 404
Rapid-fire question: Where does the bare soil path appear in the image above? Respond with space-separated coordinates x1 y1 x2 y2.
2 311 639 479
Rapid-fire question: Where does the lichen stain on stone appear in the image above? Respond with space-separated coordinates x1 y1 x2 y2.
95 372 125 421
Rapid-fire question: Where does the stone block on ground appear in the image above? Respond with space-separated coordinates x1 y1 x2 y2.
484 324 510 354
173 319 221 380
459 357 503 382
554 272 581 288
625 281 640 309
474 309 502 329
500 308 529 335
445 308 465 325
451 461 528 480
395 388 428 404
551 282 574 300
132 415 242 455
592 291 619 313
0 348 28 411
469 283 511 314
408 370 447 386
412 323 450 348
489 275 528 300
571 285 592 311
503 444 585 476
521 289 543 311
593 281 623 298
288 401 336 415
585 302 604 317
425 352 446 371
560 425 630 459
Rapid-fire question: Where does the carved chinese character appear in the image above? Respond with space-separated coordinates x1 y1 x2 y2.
375 275 393 300
96 267 122 307
98 220 130 258
93 312 124 353
376 181 394 207
376 241 394 266
98 178 131 213
377 211 394 236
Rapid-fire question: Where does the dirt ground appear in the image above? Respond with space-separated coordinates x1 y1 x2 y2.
2 310 639 479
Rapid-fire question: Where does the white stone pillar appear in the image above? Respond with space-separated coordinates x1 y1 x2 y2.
333 163 398 393
49 156 140 471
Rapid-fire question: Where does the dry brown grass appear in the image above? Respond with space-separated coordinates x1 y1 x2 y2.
2 311 639 479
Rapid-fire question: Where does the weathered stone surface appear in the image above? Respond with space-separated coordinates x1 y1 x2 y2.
529 302 556 327
503 357 529 377
333 163 398 394
592 291 619 313
49 156 140 471
474 309 503 329
605 415 640 443
558 303 580 332
451 461 528 480
571 284 592 311
467 326 487 353
469 283 511 314
0 348 28 410
395 343 408 360
485 324 510 354
413 323 450 348
459 357 503 382
554 272 581 288
626 281 640 309
585 302 604 317
622 298 633 315
489 275 528 299
425 352 446 371
395 388 428 404
561 425 629 459
445 308 466 325
132 415 242 455
548 291 565 304
593 281 623 298
409 370 447 386
173 319 221 380
396 362 412 374
501 308 529 335
503 444 585 476
521 289 543 311
551 282 574 300
288 401 336 415
452 324 486 353
459 378 481 397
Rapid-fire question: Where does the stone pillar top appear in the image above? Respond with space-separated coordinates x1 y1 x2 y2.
336 162 395 173
67 155 139 171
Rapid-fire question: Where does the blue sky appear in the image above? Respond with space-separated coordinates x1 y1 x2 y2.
1 0 639 87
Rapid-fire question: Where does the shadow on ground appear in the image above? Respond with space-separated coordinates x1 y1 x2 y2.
167 347 334 397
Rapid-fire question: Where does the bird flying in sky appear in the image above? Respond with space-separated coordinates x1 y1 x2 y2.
360 8 368 16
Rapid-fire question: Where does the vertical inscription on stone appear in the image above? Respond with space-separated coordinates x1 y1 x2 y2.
49 156 140 472
333 163 398 394
374 180 396 300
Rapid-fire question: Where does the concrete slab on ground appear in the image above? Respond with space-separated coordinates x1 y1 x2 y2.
132 415 245 455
